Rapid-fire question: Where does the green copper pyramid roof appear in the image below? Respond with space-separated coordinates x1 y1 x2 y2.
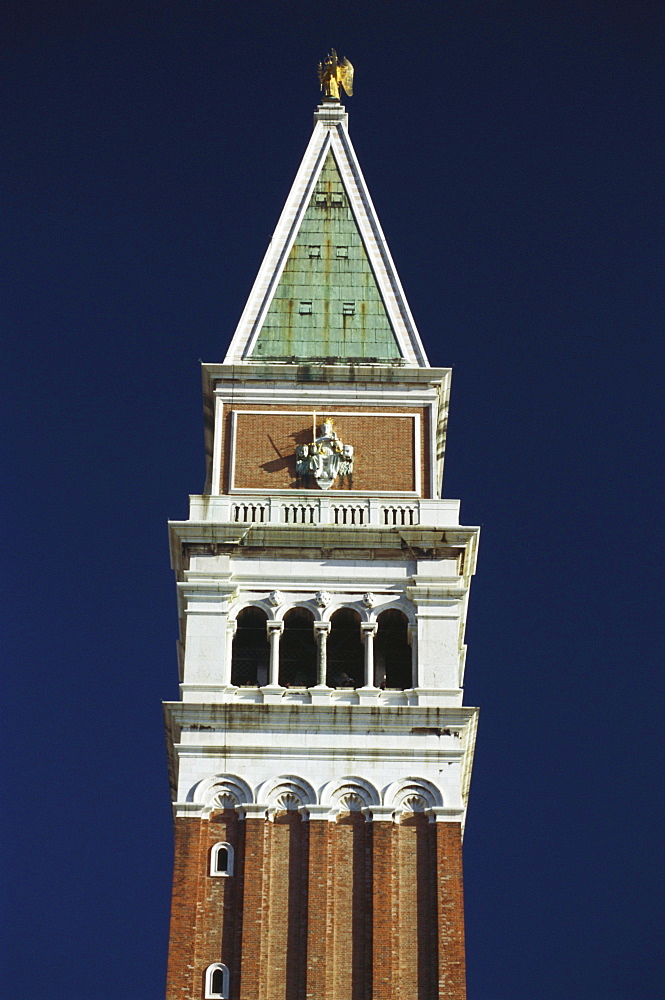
250 151 402 361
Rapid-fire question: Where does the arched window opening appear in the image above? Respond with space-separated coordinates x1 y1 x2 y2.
279 608 316 687
205 963 229 999
231 607 269 686
327 608 363 688
375 609 411 689
210 842 234 877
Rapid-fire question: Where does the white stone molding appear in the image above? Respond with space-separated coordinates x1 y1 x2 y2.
205 963 229 1000
383 777 443 820
258 774 317 820
223 618 237 686
270 601 320 623
365 805 397 822
229 599 269 620
320 776 380 820
362 592 376 608
315 590 331 608
187 492 463 525
408 622 418 688
268 590 284 607
236 803 268 820
376 596 417 625
190 774 253 818
210 842 234 877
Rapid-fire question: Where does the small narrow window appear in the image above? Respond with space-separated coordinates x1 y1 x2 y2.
331 191 344 207
315 193 327 207
210 842 234 877
336 246 348 258
309 245 321 258
205 963 230 999
342 302 355 316
299 301 313 315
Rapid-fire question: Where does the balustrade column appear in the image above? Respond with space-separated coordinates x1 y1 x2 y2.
360 622 378 688
313 622 331 687
266 621 284 687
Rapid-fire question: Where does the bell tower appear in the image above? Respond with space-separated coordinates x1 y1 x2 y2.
164 82 479 1000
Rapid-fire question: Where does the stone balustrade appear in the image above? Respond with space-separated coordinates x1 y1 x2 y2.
188 494 460 527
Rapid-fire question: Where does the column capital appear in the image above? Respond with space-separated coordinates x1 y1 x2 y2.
313 621 331 634
360 622 378 642
266 620 284 635
235 803 267 820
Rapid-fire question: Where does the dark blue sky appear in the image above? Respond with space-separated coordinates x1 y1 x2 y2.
3 3 664 998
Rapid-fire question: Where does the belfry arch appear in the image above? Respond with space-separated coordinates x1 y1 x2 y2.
327 607 363 688
279 607 317 687
375 608 412 689
231 606 269 686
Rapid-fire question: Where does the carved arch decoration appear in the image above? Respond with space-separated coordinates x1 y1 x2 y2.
363 595 416 626
383 776 443 820
271 600 326 623
229 599 272 622
257 774 317 819
320 775 380 818
189 773 254 816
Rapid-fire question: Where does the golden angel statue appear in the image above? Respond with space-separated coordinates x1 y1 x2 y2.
318 49 354 100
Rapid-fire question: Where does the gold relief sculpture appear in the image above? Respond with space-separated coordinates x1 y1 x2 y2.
318 49 354 100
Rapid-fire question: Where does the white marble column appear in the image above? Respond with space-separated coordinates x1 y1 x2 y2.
266 621 284 687
313 621 331 687
360 622 378 688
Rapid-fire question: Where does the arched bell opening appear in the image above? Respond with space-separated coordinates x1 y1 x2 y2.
231 606 269 686
327 608 363 688
375 609 411 689
279 607 317 687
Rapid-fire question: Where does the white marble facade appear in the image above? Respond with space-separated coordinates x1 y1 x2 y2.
164 102 480 835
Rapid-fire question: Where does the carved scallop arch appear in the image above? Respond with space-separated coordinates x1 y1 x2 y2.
320 776 380 817
383 777 443 818
257 774 317 818
189 774 253 815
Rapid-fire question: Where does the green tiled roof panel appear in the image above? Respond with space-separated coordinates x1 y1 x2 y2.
251 152 402 360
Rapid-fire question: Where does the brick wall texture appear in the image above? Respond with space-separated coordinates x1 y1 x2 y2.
165 812 466 1000
221 404 431 496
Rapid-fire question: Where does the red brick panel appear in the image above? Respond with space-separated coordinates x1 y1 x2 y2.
220 404 430 496
165 816 466 1000
264 813 309 1000
237 818 269 1000
397 819 419 997
396 815 441 999
305 821 331 1000
165 819 203 1000
435 822 466 1000
166 814 239 1000
371 822 396 1000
